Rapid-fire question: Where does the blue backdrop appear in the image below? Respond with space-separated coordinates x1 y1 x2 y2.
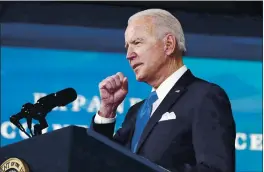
1 46 262 172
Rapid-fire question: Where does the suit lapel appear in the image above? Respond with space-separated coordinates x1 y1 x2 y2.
136 69 196 152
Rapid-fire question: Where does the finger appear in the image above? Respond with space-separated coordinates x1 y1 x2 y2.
104 77 115 92
116 72 124 81
112 75 121 88
99 89 109 99
99 80 107 89
99 75 110 88
105 80 113 92
122 77 128 91
99 77 111 91
99 76 110 88
108 76 117 89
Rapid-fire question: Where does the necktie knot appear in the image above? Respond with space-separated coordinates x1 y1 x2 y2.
147 91 158 106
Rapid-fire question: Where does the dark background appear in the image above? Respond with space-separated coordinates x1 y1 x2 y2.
0 1 262 61
0 1 262 37
90 1 262 16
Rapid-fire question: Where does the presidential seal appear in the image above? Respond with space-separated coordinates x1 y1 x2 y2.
0 158 29 172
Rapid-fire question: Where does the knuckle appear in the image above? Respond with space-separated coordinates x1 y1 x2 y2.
105 77 111 81
108 78 115 85
114 74 120 80
116 74 123 81
106 83 112 89
109 76 115 81
105 79 111 85
108 81 114 88
115 77 121 85
116 72 121 75
99 81 105 88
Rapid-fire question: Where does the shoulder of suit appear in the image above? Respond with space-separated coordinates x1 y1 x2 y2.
192 77 219 88
193 77 229 98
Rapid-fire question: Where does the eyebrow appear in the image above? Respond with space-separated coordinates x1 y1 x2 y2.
125 38 144 49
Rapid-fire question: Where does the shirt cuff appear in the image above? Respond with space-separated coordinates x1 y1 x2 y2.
94 112 116 124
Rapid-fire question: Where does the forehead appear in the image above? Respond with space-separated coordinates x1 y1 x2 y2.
125 16 155 40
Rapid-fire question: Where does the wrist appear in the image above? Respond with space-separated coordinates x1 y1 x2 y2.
98 105 117 118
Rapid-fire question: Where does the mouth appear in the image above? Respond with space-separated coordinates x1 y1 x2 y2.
132 63 143 70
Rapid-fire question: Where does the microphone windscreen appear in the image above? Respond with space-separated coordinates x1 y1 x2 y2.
55 88 77 106
37 88 77 109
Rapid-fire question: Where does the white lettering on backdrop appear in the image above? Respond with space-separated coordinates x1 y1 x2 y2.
1 92 262 152
33 92 142 114
1 121 262 151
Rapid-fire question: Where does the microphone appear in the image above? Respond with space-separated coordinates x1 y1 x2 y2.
33 88 77 114
10 103 34 138
9 88 78 137
30 88 77 136
10 113 24 131
10 115 31 138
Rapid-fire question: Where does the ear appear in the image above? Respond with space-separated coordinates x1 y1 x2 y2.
163 34 176 56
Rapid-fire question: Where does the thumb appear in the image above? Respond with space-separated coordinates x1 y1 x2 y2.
121 77 128 91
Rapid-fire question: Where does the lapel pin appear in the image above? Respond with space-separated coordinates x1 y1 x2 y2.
175 90 180 93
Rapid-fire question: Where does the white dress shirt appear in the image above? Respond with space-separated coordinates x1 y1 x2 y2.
94 65 188 124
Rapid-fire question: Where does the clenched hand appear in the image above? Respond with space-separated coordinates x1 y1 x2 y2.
98 72 128 118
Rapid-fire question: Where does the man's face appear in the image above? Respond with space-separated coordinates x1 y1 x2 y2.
125 17 166 82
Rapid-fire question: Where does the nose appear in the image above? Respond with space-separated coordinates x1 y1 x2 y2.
126 54 136 61
126 47 136 60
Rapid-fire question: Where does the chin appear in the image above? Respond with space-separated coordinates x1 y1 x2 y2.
136 77 144 82
135 73 146 82
134 68 147 82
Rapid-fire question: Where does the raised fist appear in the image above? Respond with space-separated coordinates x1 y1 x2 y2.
98 72 128 118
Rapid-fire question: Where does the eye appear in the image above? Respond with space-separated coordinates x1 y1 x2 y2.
135 41 141 45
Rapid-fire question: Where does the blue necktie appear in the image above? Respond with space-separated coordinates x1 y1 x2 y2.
131 91 158 153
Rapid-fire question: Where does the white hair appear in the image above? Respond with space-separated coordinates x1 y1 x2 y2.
128 9 186 52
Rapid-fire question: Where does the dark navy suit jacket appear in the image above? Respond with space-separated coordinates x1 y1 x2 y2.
91 70 236 172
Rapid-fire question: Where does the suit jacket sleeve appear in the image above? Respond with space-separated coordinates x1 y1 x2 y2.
90 102 143 145
190 84 236 172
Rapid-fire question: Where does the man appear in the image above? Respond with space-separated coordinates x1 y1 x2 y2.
91 9 236 172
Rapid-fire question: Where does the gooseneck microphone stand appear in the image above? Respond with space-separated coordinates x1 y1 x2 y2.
10 102 49 138
9 88 77 138
30 103 49 136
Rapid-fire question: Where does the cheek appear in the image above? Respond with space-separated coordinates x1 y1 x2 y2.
136 44 157 58
135 43 164 66
134 45 149 55
149 50 165 68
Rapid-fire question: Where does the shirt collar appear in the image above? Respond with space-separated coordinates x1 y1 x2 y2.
152 65 188 102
